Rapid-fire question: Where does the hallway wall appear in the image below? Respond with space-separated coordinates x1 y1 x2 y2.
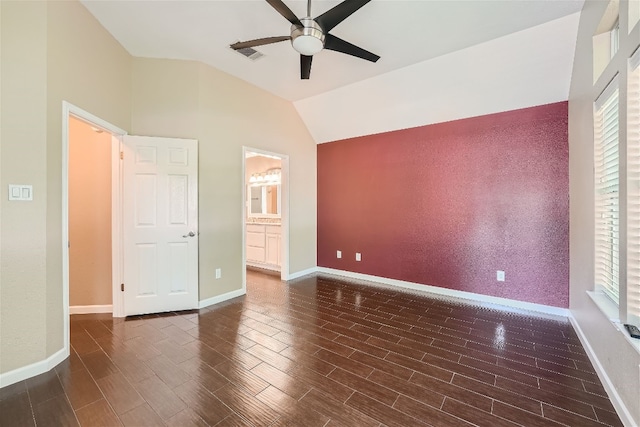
68 117 112 307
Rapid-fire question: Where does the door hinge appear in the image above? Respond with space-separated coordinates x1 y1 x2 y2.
120 151 123 160
120 283 124 292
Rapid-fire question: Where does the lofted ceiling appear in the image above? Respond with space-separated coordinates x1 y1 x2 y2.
81 0 584 102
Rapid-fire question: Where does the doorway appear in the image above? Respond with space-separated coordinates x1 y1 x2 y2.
243 148 290 282
62 102 126 356
67 116 116 315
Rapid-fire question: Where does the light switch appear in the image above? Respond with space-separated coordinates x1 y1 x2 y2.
8 185 33 201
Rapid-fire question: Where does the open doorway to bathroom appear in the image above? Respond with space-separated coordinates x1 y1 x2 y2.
244 150 284 278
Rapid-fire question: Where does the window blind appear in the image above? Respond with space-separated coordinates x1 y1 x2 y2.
627 50 640 324
595 77 620 304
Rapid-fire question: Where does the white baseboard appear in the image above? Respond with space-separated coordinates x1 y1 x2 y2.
285 266 319 281
317 267 570 318
69 304 113 315
199 288 246 309
569 316 635 427
0 347 68 388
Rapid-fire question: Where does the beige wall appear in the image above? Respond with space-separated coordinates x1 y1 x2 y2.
45 0 132 358
0 0 316 379
569 0 640 424
0 0 132 374
0 0 49 373
46 1 131 362
131 58 317 300
68 117 112 307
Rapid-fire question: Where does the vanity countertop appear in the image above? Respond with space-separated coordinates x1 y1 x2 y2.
247 219 281 225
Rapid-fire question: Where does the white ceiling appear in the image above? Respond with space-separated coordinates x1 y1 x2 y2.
81 0 584 101
295 12 580 143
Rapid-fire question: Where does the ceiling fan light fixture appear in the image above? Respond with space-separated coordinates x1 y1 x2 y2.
292 35 324 55
291 18 325 56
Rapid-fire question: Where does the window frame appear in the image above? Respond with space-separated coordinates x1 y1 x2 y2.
626 47 640 325
594 76 621 305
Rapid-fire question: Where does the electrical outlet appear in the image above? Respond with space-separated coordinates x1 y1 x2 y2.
497 270 505 282
215 268 222 279
356 253 362 262
337 250 342 259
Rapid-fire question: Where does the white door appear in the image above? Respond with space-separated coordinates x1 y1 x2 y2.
122 136 198 316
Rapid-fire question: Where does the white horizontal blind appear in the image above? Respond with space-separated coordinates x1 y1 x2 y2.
595 77 620 304
627 50 640 324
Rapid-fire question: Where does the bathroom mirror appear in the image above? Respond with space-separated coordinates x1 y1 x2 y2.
248 184 280 217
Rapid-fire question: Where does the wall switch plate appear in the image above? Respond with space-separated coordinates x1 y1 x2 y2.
215 268 222 279
336 250 342 259
8 185 33 201
497 270 505 282
356 253 362 262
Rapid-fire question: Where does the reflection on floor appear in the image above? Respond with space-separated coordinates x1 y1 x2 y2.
0 270 623 426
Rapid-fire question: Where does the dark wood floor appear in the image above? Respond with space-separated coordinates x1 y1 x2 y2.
0 271 623 426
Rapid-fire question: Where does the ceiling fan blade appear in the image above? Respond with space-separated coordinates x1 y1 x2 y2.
230 36 290 50
315 0 371 32
266 0 302 27
300 55 313 79
324 34 379 62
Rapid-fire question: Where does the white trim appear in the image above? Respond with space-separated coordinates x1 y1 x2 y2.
587 291 640 355
63 103 128 135
111 135 124 317
69 304 113 315
62 101 127 360
630 45 640 70
0 348 68 388
112 137 124 316
595 74 620 109
569 315 636 427
287 266 319 281
587 290 621 321
241 148 247 294
199 289 246 309
317 267 570 317
280 156 290 280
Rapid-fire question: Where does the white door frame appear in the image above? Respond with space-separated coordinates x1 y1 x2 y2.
242 147 290 288
62 101 128 354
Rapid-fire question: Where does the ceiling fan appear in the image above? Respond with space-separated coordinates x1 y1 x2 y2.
230 0 380 80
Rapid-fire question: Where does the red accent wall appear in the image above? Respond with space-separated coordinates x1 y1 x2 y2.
317 102 569 308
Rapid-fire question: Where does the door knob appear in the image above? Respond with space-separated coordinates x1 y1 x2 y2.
182 231 196 238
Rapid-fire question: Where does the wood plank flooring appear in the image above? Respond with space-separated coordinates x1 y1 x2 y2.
0 271 623 426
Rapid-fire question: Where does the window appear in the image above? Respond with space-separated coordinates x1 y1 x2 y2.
610 20 619 58
627 48 640 324
630 0 640 34
593 0 620 83
594 77 620 304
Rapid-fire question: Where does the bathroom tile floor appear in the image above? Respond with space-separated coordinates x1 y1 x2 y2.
0 271 623 426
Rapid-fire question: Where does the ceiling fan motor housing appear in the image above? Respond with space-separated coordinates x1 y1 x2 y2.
291 18 325 55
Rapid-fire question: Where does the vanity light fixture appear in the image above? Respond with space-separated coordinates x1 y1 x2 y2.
249 168 282 185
